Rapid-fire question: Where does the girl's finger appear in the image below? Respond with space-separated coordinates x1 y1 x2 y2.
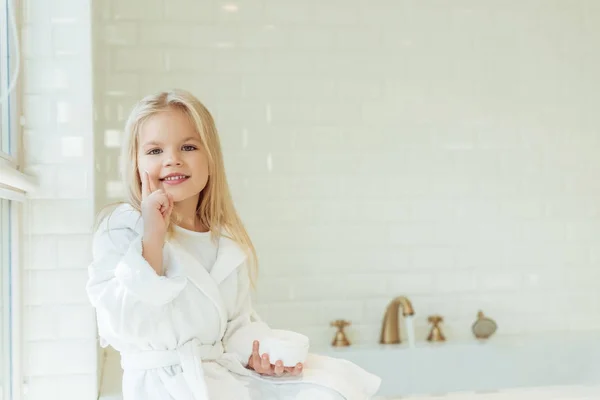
274 360 284 376
166 193 174 218
160 190 171 216
261 354 270 372
292 363 303 376
141 170 151 199
156 192 169 212
251 341 261 371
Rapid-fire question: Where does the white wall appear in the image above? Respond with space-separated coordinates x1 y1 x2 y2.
93 0 600 348
19 0 97 398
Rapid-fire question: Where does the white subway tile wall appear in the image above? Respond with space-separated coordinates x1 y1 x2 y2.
18 0 600 398
92 0 600 350
20 0 96 399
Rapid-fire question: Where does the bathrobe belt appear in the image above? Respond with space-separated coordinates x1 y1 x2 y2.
121 339 224 370
120 339 227 399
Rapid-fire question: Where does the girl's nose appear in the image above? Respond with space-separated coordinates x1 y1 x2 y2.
164 155 182 167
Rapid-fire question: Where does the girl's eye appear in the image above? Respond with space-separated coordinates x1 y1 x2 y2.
147 148 162 155
182 145 197 151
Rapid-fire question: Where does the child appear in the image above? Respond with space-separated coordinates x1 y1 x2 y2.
86 89 381 400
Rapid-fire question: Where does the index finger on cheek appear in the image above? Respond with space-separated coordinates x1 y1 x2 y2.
141 170 150 198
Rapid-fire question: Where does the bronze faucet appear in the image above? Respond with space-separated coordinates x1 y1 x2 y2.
379 296 415 344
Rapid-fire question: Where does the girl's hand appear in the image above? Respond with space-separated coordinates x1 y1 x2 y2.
141 170 173 242
247 340 303 377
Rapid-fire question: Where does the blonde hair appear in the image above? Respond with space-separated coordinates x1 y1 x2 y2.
98 89 258 285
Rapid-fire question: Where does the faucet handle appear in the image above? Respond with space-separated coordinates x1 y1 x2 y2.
330 319 351 347
330 319 351 329
427 315 446 342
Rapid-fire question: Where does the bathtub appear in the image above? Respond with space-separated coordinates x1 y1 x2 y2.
100 331 600 399
314 331 600 399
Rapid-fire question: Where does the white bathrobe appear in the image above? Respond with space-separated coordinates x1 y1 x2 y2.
86 204 381 400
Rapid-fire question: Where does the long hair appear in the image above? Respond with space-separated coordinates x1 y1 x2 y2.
97 89 258 285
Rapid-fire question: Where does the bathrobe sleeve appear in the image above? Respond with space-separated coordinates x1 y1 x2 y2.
86 206 187 345
222 263 272 366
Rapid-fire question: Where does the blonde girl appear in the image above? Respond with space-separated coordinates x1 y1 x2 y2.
86 89 381 400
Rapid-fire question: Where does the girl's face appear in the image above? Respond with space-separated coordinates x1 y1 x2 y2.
137 108 209 205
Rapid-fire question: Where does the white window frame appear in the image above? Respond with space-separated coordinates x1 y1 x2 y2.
0 1 28 399
0 0 33 202
1 198 18 400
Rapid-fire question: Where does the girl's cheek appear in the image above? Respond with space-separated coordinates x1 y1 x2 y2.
137 158 150 173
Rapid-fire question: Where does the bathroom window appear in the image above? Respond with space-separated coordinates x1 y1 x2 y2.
0 0 30 202
0 0 17 158
0 1 21 399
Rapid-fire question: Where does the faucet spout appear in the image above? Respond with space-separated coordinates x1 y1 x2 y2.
379 296 415 344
